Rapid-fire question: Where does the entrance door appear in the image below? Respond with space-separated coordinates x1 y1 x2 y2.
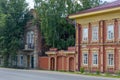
57 57 62 70
31 56 34 68
50 57 55 70
69 57 74 71
27 55 30 68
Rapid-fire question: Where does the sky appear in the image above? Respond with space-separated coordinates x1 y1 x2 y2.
26 0 116 9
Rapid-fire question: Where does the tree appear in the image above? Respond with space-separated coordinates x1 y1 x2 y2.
34 0 103 50
0 0 6 28
0 0 28 67
80 0 102 9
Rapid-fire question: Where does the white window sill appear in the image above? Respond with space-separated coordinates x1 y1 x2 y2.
82 64 88 66
106 39 114 42
107 65 114 68
82 41 88 43
92 64 98 67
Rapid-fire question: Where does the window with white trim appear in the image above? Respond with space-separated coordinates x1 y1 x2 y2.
92 52 98 65
92 27 98 41
82 28 88 41
107 53 114 66
107 25 114 40
83 52 88 65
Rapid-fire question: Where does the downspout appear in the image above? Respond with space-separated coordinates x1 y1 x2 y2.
102 20 105 72
77 24 81 71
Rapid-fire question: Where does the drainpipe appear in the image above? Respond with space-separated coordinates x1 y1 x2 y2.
102 20 105 72
77 24 81 71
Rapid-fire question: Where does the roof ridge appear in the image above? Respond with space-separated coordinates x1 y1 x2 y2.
70 0 120 16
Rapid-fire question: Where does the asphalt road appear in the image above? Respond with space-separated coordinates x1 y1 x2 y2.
0 68 119 80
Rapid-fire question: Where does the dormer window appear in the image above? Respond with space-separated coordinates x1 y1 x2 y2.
26 31 34 49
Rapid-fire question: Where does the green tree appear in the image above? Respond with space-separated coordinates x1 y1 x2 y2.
81 0 102 9
0 0 6 28
0 0 28 67
34 0 103 50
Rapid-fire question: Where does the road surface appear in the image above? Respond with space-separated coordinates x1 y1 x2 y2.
0 68 118 80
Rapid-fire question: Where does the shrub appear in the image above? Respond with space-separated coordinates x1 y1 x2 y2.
80 67 84 73
105 72 110 76
116 71 120 76
58 70 66 72
88 66 91 73
96 70 100 75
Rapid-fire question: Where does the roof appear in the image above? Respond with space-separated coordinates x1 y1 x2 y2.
69 0 120 18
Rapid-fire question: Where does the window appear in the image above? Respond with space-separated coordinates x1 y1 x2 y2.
26 31 34 49
92 27 98 41
107 25 114 40
83 53 88 65
92 53 98 65
82 28 88 41
20 55 23 66
108 53 114 66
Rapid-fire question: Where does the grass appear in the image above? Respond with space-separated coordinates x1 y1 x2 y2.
54 70 120 78
84 73 120 78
